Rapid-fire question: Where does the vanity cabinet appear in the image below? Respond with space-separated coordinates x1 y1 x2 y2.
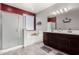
43 32 79 54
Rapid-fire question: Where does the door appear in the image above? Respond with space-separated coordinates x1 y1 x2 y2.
2 11 20 49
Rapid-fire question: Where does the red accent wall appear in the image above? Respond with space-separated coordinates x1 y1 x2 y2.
48 17 56 22
0 3 35 16
0 4 1 10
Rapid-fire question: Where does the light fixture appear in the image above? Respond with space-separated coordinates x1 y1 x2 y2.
59 9 64 13
68 8 71 10
37 21 42 25
63 17 72 23
64 8 68 12
51 7 71 16
56 10 60 14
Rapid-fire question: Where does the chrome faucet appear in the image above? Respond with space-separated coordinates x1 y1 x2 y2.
68 28 72 33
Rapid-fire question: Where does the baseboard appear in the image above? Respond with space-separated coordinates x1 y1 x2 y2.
0 45 23 54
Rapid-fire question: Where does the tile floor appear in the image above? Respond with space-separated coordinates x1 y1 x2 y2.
1 42 67 55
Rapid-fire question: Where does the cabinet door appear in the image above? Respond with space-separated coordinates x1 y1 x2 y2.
69 39 79 54
2 11 20 49
57 37 69 51
43 33 49 45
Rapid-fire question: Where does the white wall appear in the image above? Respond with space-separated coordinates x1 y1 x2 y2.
56 8 79 30
36 14 48 32
36 3 79 31
36 3 66 32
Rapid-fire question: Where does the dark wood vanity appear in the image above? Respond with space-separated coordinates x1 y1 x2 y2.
43 32 79 55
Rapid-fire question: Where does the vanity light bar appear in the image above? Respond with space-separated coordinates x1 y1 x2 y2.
64 8 68 12
52 7 71 15
59 9 63 13
56 10 60 14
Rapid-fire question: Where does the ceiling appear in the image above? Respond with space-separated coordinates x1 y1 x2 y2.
5 3 55 13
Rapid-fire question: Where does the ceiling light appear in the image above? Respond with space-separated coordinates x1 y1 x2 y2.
56 10 60 14
68 8 71 10
59 9 64 13
64 8 68 12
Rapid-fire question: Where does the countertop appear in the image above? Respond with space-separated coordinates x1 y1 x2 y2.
45 30 79 35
